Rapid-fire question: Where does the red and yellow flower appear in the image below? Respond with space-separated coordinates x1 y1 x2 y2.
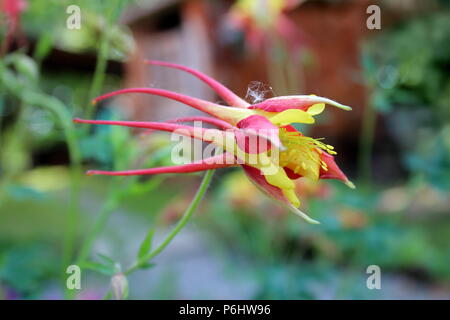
74 60 354 224
228 0 306 53
0 0 27 53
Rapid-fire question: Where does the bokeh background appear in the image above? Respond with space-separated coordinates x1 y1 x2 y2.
0 0 449 299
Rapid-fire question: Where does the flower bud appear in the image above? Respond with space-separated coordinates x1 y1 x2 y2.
111 272 129 300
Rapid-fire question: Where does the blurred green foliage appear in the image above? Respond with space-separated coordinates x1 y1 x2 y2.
22 0 134 60
0 1 449 300
199 176 450 299
362 11 450 189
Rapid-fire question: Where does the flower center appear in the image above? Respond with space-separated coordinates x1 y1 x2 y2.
278 128 336 178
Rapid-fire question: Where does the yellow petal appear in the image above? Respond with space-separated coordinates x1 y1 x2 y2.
269 109 315 126
282 188 301 208
307 103 325 116
259 164 295 190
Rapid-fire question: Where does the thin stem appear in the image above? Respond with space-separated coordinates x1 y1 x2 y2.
84 0 123 121
358 101 377 186
124 169 215 275
267 50 288 96
75 184 120 264
286 51 304 95
75 176 165 264
0 101 28 205
267 32 289 96
85 38 109 120
1 89 83 298
1 60 84 299
24 93 83 297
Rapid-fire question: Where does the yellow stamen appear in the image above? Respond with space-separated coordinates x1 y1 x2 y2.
278 128 337 179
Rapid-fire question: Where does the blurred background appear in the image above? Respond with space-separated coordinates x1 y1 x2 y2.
0 0 449 299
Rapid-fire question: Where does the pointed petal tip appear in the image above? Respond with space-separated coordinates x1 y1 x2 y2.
321 97 352 111
341 105 352 111
143 59 158 65
91 99 98 106
345 180 356 189
86 170 97 176
291 206 320 224
329 101 352 111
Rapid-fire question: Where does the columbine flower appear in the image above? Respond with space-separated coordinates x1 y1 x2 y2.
228 0 306 53
74 60 354 224
0 0 27 53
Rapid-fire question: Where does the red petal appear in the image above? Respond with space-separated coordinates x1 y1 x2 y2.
242 165 286 203
73 118 219 142
284 167 302 180
236 115 283 153
242 165 320 223
88 153 237 176
92 88 247 124
144 60 249 108
249 97 315 112
319 152 354 188
141 116 233 136
249 96 351 112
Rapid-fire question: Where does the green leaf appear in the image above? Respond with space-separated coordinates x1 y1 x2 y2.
139 262 156 270
137 228 155 260
9 53 39 82
97 253 115 266
80 261 116 276
34 33 53 61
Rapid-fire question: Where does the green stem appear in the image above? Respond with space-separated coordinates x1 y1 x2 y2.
358 100 377 186
84 0 123 121
286 50 304 95
75 184 120 264
124 169 215 276
75 176 165 265
85 38 109 120
24 93 83 295
0 101 28 205
267 48 288 96
1 61 83 299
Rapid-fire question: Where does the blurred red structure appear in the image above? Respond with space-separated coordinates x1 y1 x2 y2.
0 0 27 54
